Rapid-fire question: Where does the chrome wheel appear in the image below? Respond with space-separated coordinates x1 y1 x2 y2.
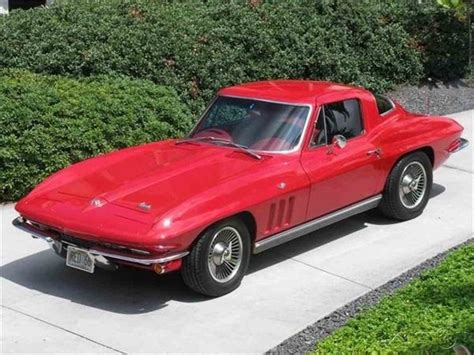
399 161 427 209
207 226 243 283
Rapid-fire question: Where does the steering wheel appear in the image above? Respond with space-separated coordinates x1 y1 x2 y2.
194 128 232 141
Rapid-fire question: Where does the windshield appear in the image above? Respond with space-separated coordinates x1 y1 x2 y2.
191 96 310 152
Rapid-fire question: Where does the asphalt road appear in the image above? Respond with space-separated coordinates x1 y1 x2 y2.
1 110 472 354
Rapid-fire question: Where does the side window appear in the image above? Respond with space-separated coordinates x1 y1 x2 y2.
374 94 394 115
310 99 364 147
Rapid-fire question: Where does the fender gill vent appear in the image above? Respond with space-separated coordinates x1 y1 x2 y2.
266 196 295 232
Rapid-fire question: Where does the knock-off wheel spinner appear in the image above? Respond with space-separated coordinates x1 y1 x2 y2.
208 226 243 283
399 161 427 209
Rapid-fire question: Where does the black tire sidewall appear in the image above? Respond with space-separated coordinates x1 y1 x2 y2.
185 217 251 296
384 151 433 220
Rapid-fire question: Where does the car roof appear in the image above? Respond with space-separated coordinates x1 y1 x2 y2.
218 80 369 105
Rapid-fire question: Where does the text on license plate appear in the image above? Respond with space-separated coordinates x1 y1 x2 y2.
66 246 95 273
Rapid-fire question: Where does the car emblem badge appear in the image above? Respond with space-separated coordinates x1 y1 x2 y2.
138 202 152 211
90 197 106 208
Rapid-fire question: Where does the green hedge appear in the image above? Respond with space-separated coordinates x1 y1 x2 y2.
314 242 474 353
0 69 192 201
0 0 425 113
380 1 470 80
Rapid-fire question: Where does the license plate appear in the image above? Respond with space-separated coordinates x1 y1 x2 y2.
66 246 95 273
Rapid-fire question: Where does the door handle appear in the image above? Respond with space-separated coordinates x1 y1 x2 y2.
367 148 382 158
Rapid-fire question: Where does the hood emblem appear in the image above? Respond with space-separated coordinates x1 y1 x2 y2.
90 197 107 208
138 202 152 211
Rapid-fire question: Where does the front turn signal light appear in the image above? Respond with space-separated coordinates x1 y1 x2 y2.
153 259 183 275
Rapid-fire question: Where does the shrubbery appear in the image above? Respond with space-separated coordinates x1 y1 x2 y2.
379 1 470 80
315 242 474 353
0 0 428 113
0 69 192 201
0 1 469 201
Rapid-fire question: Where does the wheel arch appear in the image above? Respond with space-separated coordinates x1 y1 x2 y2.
234 211 257 242
188 210 258 249
383 145 434 190
391 146 434 173
418 146 435 167
396 146 434 167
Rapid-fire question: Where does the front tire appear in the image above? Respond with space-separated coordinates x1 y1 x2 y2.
379 151 433 221
181 217 251 297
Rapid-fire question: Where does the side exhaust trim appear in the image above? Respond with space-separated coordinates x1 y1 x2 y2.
253 194 382 254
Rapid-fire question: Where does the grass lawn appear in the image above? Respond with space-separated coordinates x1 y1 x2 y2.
314 242 474 354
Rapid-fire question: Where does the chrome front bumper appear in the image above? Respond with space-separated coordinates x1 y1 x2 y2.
12 217 188 266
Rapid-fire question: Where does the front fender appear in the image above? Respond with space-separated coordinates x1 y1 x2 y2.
146 157 310 251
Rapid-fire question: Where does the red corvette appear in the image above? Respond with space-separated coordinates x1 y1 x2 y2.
13 80 468 296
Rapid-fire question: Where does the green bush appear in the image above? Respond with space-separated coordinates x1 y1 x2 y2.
0 69 192 201
0 0 424 113
379 1 470 80
314 242 474 353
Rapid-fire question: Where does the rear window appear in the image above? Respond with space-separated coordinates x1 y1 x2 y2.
374 94 394 115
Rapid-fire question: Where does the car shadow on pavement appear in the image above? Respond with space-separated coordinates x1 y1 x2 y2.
0 252 208 314
1 184 446 314
247 183 446 273
248 212 370 274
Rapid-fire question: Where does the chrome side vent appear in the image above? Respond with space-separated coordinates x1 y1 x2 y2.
266 196 295 233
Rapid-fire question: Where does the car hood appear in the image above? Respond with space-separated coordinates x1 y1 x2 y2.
16 140 263 243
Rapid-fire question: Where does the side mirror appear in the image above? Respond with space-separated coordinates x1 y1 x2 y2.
332 134 347 149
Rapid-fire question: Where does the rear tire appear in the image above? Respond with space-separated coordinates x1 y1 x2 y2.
181 217 251 297
379 151 432 221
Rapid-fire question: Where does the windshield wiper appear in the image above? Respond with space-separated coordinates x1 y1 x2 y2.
176 136 262 160
215 139 262 160
175 136 218 145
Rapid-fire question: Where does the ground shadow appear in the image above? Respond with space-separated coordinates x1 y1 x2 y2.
419 78 470 90
430 183 446 199
248 211 370 274
0 251 208 314
1 185 446 314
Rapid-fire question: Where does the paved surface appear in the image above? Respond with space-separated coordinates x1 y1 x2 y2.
1 111 472 354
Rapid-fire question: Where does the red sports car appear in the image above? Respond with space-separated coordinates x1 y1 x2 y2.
13 80 468 296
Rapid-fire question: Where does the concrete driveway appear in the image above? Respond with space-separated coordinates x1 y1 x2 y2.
1 110 472 354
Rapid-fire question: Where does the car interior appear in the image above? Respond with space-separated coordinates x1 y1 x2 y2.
195 98 309 151
311 99 363 147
